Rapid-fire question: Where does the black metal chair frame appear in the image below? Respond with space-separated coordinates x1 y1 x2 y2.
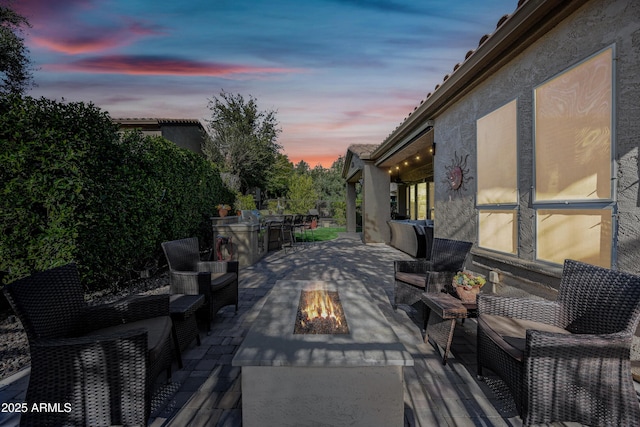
281 215 296 253
302 214 319 245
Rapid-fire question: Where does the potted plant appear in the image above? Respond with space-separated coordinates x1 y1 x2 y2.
216 203 231 217
452 271 486 303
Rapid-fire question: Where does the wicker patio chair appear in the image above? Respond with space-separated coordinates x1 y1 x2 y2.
393 238 473 310
162 237 238 330
3 263 173 426
477 259 640 426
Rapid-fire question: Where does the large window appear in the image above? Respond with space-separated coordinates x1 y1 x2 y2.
476 99 518 254
406 182 432 220
536 209 612 267
408 186 416 219
534 47 614 267
417 183 427 219
428 182 435 221
535 48 613 202
477 100 518 205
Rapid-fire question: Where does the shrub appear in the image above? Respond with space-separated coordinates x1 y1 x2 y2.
233 192 256 211
265 198 283 214
332 200 347 226
0 95 232 288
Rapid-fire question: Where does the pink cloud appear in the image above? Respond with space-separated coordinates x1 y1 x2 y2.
17 0 168 55
31 23 167 54
32 35 127 55
46 56 302 77
29 18 168 55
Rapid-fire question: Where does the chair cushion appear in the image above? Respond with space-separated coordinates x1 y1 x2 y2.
395 272 426 288
479 314 570 362
211 272 237 291
87 316 173 362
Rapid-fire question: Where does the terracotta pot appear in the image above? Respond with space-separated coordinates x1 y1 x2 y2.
218 208 228 217
455 285 480 303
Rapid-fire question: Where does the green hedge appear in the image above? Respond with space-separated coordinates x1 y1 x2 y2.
0 95 233 289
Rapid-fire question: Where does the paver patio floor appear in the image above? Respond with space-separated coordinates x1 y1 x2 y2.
1 233 591 426
150 233 524 427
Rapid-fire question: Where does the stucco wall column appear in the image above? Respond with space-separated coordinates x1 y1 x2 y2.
346 182 357 233
362 161 390 243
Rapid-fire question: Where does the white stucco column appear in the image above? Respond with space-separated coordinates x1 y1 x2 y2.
362 161 390 243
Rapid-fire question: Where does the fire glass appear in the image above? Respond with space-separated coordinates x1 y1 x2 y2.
294 290 349 334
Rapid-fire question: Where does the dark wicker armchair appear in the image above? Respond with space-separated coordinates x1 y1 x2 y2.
477 259 640 426
162 237 238 330
3 263 174 426
393 238 473 310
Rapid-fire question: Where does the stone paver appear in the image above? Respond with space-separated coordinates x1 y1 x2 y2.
0 233 526 426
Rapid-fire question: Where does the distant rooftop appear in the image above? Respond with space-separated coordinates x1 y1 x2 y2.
112 118 206 155
113 118 203 126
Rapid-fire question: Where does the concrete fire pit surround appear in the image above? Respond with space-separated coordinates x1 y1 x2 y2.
233 279 413 427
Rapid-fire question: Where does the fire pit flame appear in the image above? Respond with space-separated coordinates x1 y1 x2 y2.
302 290 341 325
294 290 349 334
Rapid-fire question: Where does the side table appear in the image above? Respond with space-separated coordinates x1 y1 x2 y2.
170 294 205 368
421 292 477 365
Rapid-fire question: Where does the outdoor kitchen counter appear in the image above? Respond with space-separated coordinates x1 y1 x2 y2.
211 218 263 267
233 279 414 367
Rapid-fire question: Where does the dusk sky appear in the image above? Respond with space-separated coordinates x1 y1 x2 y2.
16 0 517 167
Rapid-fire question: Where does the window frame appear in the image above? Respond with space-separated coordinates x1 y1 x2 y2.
534 205 616 268
532 46 617 267
532 46 616 206
475 98 520 256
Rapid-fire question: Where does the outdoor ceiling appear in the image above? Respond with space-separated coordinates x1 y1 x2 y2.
377 128 434 169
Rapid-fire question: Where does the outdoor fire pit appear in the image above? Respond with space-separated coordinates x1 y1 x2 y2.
233 280 413 427
294 289 349 334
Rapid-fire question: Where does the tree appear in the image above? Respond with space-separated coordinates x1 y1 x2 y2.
265 153 294 198
294 160 310 175
203 91 281 193
310 156 346 202
0 5 33 96
287 173 318 214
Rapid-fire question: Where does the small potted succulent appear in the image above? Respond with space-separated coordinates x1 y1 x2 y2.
452 271 486 303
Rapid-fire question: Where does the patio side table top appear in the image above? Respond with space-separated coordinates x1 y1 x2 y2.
169 294 205 319
422 292 476 319
421 292 476 365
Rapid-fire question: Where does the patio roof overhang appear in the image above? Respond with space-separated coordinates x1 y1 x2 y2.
375 122 433 170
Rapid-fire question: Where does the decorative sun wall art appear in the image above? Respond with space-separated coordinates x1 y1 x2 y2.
443 151 472 192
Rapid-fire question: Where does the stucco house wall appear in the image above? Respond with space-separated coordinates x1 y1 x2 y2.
161 124 206 155
114 118 206 156
434 0 640 276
